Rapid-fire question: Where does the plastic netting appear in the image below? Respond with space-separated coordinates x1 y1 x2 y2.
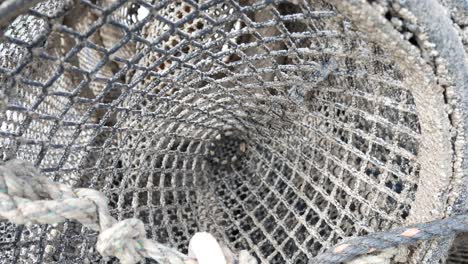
0 0 467 263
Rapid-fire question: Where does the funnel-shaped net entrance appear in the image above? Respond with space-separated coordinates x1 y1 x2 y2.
0 0 464 263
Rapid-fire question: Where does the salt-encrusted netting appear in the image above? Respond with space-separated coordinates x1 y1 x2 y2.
0 0 466 263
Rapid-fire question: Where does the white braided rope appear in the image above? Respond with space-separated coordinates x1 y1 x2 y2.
0 159 256 264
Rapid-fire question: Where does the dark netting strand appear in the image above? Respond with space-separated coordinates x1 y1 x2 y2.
0 0 467 263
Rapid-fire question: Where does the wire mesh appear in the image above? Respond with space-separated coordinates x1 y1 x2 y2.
0 0 466 263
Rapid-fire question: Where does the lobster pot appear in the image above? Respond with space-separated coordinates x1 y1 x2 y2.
0 0 467 263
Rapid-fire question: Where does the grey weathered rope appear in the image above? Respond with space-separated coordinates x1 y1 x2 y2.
0 159 195 264
0 159 257 264
3 159 468 264
312 215 468 263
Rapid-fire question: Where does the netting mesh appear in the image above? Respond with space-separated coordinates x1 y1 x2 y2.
0 0 466 263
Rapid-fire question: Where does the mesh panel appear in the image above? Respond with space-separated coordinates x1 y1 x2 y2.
0 0 462 263
448 233 468 264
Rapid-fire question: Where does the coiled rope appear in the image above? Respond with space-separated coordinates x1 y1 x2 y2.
1 158 467 264
0 159 256 264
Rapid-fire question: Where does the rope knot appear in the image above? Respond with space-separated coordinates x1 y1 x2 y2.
75 188 115 231
97 218 147 264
